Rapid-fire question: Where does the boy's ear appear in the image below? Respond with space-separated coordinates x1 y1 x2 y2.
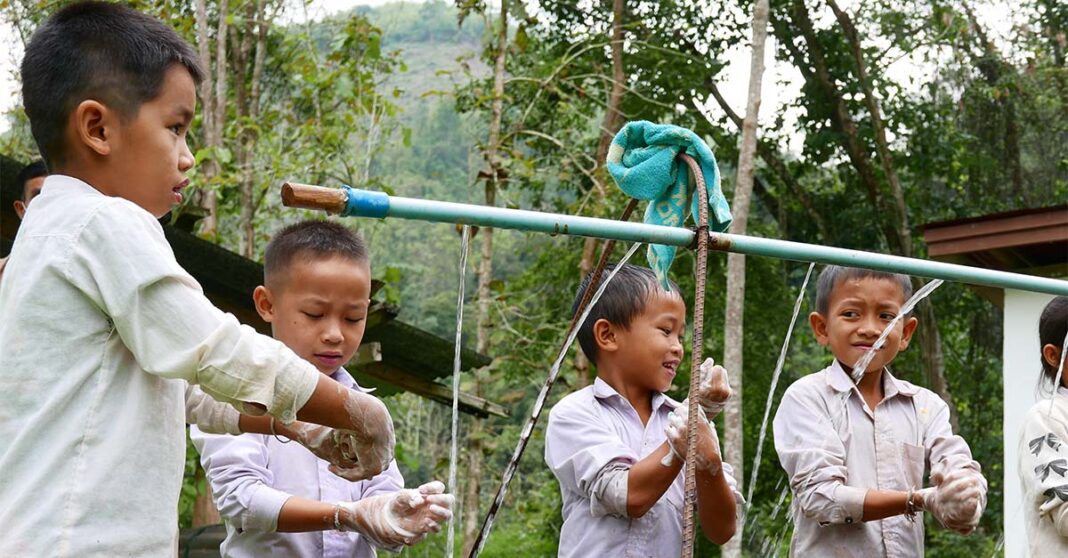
252 286 275 323
74 100 115 157
13 200 26 219
809 312 829 346
898 316 919 350
1043 343 1062 370
592 318 618 353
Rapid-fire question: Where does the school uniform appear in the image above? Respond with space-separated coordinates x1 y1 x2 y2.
545 377 742 558
0 175 321 556
773 360 983 557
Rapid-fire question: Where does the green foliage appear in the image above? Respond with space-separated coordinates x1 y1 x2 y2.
2 0 1063 555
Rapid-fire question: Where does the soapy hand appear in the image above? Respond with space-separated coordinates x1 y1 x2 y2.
918 469 986 534
661 403 722 475
339 481 454 549
693 358 732 419
279 389 395 481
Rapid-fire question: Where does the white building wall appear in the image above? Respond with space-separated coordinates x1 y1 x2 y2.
1003 289 1056 558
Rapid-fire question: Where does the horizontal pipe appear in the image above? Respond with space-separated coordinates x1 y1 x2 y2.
281 184 1068 296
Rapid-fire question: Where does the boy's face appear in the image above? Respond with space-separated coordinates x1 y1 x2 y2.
254 256 372 374
809 276 917 375
98 64 195 218
601 290 687 393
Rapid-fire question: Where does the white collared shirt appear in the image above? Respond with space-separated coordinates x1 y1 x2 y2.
773 360 983 557
1019 386 1068 556
0 175 320 556
191 368 403 558
545 377 742 558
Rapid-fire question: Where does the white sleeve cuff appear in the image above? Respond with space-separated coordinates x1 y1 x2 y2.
242 485 293 533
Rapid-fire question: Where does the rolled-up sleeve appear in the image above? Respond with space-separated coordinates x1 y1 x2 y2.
918 393 983 484
185 383 242 435
546 401 638 518
190 426 292 532
773 385 865 525
66 203 319 423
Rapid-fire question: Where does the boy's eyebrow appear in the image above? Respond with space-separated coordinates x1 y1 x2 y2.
173 106 194 123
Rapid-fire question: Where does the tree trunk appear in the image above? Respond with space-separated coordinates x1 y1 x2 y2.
822 0 959 426
575 0 626 388
463 4 508 554
237 0 268 258
194 0 219 236
722 1 770 556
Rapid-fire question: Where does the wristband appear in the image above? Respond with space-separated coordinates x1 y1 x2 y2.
270 417 292 444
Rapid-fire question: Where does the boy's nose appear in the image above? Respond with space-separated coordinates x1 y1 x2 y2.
179 139 194 172
321 321 343 344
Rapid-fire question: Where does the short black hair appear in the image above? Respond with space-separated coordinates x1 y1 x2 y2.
572 263 681 363
1039 296 1068 386
264 220 369 285
16 160 48 200
814 265 914 316
21 1 204 166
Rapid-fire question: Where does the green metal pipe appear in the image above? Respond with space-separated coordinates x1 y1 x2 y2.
281 184 1068 296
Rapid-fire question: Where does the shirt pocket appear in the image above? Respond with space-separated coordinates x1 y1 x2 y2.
901 442 926 489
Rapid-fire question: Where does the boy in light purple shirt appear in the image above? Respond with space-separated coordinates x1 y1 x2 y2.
545 264 741 557
773 266 987 557
192 221 453 557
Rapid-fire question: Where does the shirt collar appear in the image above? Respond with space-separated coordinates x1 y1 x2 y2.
592 377 678 413
825 359 917 398
41 174 103 198
331 367 375 394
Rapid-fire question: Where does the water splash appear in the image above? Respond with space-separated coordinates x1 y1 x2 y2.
470 242 642 558
849 279 944 383
745 263 815 511
446 225 471 558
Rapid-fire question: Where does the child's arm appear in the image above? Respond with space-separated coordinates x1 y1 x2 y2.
919 392 986 532
72 206 393 477
663 405 740 544
773 385 875 525
545 400 643 520
190 427 451 547
1019 402 1068 536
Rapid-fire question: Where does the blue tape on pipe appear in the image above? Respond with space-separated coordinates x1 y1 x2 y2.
343 186 390 218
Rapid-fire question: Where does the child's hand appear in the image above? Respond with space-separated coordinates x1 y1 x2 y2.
661 404 722 475
918 469 986 534
694 358 732 419
282 389 395 481
339 481 454 549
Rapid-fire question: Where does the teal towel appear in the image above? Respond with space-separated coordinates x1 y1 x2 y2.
605 121 733 289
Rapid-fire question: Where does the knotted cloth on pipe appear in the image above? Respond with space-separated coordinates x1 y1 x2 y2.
606 121 733 289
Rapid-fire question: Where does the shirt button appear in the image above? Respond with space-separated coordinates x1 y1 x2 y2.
845 517 854 524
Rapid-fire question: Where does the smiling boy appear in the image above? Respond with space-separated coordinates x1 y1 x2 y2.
0 3 394 555
545 264 741 557
773 265 987 557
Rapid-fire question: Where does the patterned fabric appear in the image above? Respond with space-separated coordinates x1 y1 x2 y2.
606 121 732 289
1019 387 1068 555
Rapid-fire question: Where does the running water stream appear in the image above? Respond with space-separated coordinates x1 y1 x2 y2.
446 226 471 558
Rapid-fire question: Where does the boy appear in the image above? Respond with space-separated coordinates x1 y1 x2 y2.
773 265 987 557
0 3 396 554
192 221 452 557
0 160 47 277
545 263 741 557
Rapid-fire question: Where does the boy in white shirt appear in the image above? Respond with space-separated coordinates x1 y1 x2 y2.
773 265 987 557
0 3 407 555
193 221 452 557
